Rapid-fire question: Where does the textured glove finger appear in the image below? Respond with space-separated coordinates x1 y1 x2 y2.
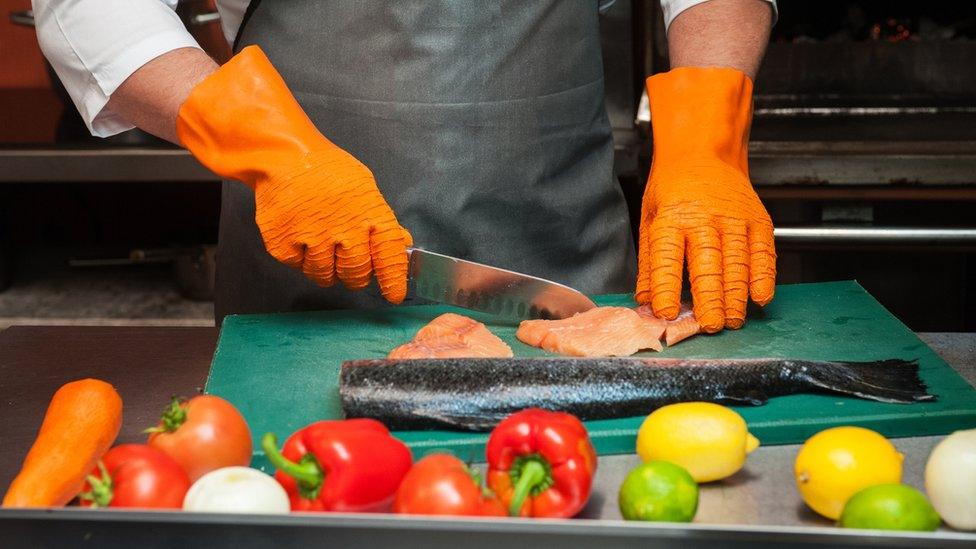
371 225 412 305
721 221 750 329
301 241 337 288
637 223 683 320
748 222 777 306
255 202 305 269
686 224 725 333
177 48 447 305
335 229 373 291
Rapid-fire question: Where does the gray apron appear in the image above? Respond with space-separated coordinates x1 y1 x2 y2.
215 0 636 320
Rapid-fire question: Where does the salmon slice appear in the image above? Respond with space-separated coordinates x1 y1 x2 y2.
634 304 701 347
516 307 663 357
388 313 513 359
633 305 668 336
664 305 701 346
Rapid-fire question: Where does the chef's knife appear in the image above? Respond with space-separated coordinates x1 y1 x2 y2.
407 247 596 321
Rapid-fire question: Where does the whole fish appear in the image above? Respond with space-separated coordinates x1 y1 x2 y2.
339 357 933 431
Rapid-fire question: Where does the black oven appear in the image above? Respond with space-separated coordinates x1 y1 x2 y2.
605 0 976 331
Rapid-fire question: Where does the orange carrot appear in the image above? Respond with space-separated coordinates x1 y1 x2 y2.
2 379 123 507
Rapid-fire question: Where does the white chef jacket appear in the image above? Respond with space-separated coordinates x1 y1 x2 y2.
31 0 777 138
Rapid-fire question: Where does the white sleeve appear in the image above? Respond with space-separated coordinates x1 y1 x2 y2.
32 0 203 137
660 0 778 31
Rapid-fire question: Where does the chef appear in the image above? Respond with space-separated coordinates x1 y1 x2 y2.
32 0 777 332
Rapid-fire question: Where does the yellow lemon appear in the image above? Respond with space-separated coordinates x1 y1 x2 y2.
794 426 903 520
636 402 759 483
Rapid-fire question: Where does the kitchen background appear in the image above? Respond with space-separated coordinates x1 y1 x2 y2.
0 0 973 330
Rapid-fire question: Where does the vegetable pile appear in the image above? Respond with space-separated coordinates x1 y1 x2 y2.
0 380 600 517
1 378 972 533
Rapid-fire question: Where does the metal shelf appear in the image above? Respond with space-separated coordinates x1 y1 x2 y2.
0 148 218 183
2 141 975 187
751 141 976 187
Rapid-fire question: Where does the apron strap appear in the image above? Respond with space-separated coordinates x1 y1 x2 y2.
232 0 264 54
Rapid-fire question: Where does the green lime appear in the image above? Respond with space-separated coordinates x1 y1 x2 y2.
618 460 699 522
839 484 940 531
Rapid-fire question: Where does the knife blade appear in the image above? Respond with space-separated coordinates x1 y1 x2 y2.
407 247 596 321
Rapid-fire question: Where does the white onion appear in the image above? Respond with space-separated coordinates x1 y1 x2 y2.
183 466 290 514
925 429 976 530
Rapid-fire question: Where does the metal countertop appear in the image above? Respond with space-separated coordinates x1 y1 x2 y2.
0 329 973 547
579 333 976 526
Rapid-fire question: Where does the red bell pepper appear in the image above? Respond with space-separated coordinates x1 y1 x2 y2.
394 453 506 517
486 408 597 518
261 419 412 512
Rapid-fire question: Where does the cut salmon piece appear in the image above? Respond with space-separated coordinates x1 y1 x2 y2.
634 304 701 347
516 307 663 357
633 305 668 336
388 313 513 359
664 305 701 346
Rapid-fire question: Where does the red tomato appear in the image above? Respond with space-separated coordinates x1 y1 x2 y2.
146 395 251 481
394 454 505 516
80 444 190 509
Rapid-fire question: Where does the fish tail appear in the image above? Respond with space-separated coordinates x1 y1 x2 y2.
799 358 934 403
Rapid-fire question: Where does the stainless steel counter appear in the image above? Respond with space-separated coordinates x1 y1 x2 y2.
582 430 948 527
579 333 976 528
0 330 973 547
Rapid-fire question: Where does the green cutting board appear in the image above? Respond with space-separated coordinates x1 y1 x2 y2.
206 281 976 468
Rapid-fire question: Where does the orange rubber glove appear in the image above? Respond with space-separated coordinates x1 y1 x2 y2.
176 46 412 303
636 67 776 332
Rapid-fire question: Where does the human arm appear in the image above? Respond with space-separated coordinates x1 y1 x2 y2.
33 1 412 302
31 0 206 139
666 0 773 79
635 0 776 332
105 47 217 144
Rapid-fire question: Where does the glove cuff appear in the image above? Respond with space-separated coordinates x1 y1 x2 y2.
645 66 753 176
176 46 335 189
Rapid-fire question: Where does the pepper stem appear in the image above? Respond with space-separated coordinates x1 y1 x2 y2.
77 461 114 508
508 459 547 517
261 432 324 500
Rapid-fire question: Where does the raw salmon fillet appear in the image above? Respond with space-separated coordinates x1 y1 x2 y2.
635 304 701 347
516 307 663 357
388 313 513 359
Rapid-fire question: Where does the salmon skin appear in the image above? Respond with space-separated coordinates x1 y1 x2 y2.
339 357 934 431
